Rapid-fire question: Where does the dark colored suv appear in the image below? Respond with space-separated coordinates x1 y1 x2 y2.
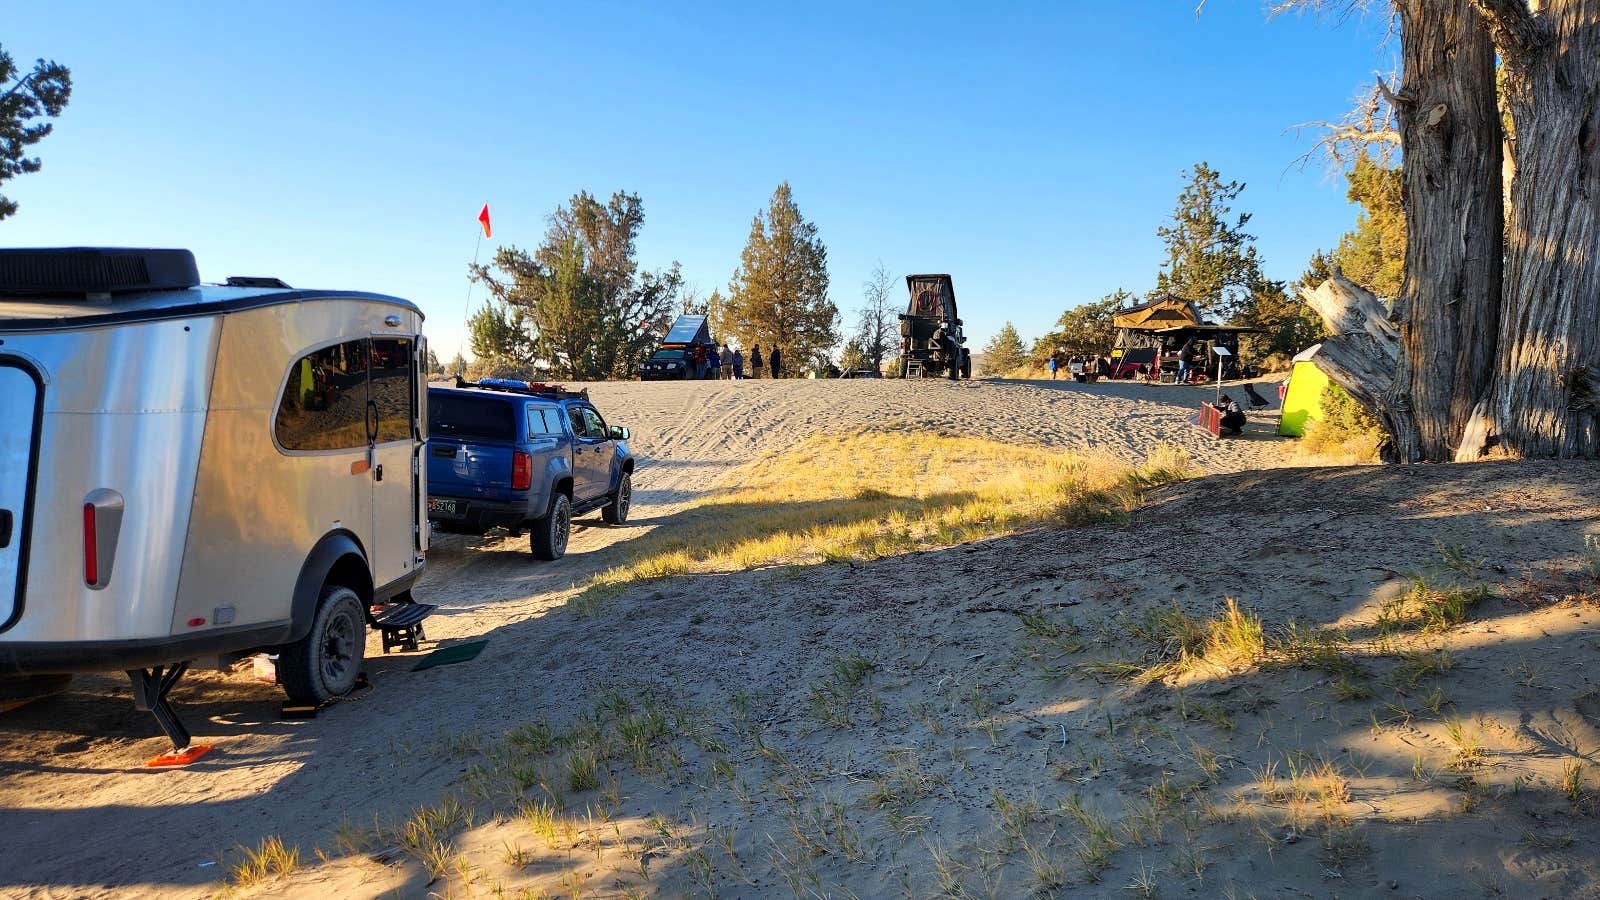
426 379 635 560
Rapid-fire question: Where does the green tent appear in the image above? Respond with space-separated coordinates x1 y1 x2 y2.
1278 344 1330 437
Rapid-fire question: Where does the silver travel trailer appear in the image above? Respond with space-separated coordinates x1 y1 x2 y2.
0 248 432 752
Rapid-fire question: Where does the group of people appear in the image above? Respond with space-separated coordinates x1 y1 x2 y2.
689 343 784 380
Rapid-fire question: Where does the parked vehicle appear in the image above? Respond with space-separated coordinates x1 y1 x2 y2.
427 378 635 560
839 368 883 379
0 248 431 753
638 314 713 380
898 274 971 380
638 347 694 380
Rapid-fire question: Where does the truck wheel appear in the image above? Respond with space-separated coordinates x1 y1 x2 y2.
602 472 632 525
960 352 972 380
531 493 571 561
279 585 365 705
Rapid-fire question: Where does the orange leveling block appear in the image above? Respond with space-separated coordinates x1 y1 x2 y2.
146 744 213 767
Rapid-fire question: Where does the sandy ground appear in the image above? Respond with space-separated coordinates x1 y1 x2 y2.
2 377 1598 898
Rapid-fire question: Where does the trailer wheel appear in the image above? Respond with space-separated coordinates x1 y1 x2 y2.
602 472 632 525
531 492 571 561
960 352 972 380
279 585 365 705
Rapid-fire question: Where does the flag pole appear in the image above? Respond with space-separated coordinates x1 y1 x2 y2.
461 205 490 360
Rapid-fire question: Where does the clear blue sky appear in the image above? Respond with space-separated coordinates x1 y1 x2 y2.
6 1 1393 356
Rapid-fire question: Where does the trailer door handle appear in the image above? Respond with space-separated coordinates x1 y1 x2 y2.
0 509 11 549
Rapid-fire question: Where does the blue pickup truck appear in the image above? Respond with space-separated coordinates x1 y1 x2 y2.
426 378 635 560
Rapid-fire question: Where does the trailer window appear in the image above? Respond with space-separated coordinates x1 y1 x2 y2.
276 339 372 451
371 338 414 443
430 395 516 443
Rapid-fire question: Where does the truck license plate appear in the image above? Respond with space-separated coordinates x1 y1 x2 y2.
428 498 460 516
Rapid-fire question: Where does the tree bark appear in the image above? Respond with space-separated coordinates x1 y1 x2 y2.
1393 0 1504 461
1466 0 1600 457
1303 274 1413 459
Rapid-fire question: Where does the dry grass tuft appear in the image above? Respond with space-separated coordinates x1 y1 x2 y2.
584 432 1191 598
1093 598 1267 684
227 836 300 889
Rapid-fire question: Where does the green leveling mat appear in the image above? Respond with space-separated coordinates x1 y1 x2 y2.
412 640 489 671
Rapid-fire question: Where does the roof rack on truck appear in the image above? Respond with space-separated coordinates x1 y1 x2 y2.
453 374 590 401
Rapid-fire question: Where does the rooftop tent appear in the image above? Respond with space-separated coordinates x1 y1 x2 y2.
1278 343 1331 437
663 314 710 346
905 274 957 320
1112 295 1200 331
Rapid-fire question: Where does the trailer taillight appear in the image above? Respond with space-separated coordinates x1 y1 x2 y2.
512 451 532 491
83 503 97 586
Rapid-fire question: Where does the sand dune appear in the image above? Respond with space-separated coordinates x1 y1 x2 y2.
3 378 1597 899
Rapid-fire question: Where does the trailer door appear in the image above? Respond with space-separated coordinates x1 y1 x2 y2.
369 336 421 591
0 360 41 631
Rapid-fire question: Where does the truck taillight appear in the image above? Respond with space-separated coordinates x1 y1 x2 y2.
512 451 532 491
83 503 98 586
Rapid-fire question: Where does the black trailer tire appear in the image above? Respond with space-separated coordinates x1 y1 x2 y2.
279 586 366 705
602 472 632 525
960 352 972 380
531 493 571 561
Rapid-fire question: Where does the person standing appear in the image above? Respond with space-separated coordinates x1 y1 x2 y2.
721 344 734 379
707 344 722 380
731 347 744 380
769 345 783 379
1175 338 1194 384
693 344 707 380
750 344 762 379
1048 355 1059 380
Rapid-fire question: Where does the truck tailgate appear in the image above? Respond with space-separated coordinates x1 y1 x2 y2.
427 393 518 502
428 440 513 501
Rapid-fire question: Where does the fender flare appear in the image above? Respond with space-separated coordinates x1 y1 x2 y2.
288 531 372 643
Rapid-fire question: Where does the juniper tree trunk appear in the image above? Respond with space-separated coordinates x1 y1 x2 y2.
1393 0 1503 461
1465 0 1600 457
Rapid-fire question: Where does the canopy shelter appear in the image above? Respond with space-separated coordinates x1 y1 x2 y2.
1278 344 1330 436
1112 295 1200 331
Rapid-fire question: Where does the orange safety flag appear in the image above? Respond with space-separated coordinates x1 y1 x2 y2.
477 204 492 238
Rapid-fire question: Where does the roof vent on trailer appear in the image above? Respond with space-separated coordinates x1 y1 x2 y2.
224 276 292 289
0 247 200 296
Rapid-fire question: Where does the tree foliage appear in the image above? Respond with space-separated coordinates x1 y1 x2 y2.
722 182 839 375
0 46 71 221
1329 153 1404 300
980 322 1028 376
1153 163 1265 321
1237 277 1324 364
1028 290 1131 367
470 190 682 380
837 337 868 373
467 299 537 364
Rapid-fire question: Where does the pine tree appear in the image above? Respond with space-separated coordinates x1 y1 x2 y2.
470 190 681 379
1330 154 1404 300
723 183 839 375
1154 163 1265 321
837 337 869 373
0 47 72 221
980 322 1027 376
